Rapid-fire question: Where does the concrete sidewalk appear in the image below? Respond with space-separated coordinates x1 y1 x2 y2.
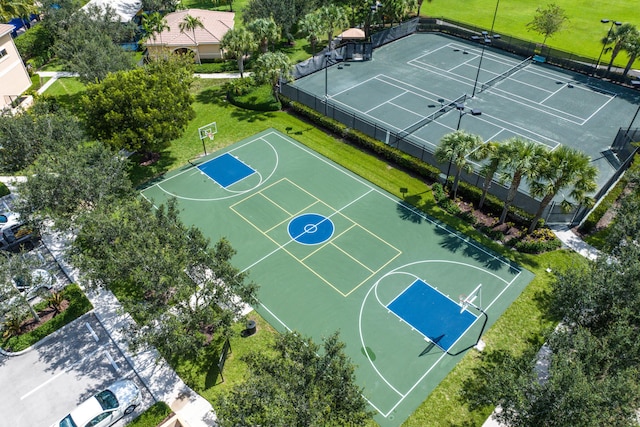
482 225 600 427
40 230 219 427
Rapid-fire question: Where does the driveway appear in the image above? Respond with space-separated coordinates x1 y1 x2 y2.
0 312 152 427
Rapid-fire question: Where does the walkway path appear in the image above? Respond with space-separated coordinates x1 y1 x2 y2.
35 71 244 95
482 226 600 426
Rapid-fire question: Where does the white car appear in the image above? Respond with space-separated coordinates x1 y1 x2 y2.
52 379 141 427
0 211 20 233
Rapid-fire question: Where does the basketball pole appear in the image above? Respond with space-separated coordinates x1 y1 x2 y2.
202 137 207 156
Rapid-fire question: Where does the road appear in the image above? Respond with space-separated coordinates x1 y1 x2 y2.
0 312 152 427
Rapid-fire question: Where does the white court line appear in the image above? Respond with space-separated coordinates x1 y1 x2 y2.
365 89 410 114
408 45 613 125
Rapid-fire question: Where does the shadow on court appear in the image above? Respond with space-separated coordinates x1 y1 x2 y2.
435 226 506 271
396 199 423 223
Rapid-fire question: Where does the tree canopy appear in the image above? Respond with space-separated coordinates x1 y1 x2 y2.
526 3 569 46
53 4 136 82
216 331 373 426
71 197 258 359
82 55 195 157
463 166 640 425
0 100 85 174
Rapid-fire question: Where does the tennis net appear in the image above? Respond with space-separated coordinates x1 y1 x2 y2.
396 93 468 142
479 56 533 93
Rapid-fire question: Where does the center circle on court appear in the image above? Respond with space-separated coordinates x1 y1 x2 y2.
288 213 334 245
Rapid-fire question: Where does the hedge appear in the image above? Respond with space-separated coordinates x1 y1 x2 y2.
128 401 173 427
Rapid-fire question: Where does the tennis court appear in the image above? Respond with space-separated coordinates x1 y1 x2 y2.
291 33 640 192
141 129 534 426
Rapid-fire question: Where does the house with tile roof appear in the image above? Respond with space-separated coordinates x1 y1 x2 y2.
144 9 235 63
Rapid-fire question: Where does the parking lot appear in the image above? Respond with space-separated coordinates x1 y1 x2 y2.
0 312 152 427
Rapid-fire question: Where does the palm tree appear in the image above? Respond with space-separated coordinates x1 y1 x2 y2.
528 146 597 233
318 5 348 49
435 130 483 200
602 23 638 75
221 27 258 78
247 17 280 53
416 0 432 17
386 0 418 25
179 14 205 64
252 51 292 101
469 140 505 210
142 12 170 48
497 137 548 224
622 30 640 78
298 12 323 55
0 0 38 28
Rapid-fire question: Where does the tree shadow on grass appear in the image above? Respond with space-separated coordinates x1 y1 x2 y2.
230 109 276 123
129 149 178 188
195 87 228 106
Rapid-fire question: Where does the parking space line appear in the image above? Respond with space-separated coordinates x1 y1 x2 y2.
20 347 103 401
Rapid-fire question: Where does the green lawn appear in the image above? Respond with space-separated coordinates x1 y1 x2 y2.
422 0 640 68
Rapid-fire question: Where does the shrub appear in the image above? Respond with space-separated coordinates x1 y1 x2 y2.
0 182 9 197
513 228 562 253
431 182 447 204
227 82 281 111
282 97 442 183
1 284 92 352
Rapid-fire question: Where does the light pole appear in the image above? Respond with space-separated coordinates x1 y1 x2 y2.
489 0 500 37
594 19 622 77
324 51 331 116
471 32 491 98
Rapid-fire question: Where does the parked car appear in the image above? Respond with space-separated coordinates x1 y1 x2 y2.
0 211 20 233
51 379 141 427
0 222 38 253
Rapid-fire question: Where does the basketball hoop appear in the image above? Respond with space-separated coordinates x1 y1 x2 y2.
459 294 468 313
206 131 214 141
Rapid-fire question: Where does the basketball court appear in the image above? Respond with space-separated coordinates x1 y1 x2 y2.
291 33 640 192
140 129 534 426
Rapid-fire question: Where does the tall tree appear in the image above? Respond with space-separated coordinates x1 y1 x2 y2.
243 0 312 42
252 51 292 100
497 137 548 224
0 0 38 24
247 17 280 53
0 100 85 173
526 3 569 47
528 146 597 233
82 55 195 159
384 0 418 25
318 5 348 49
298 11 323 54
221 27 258 77
621 27 640 77
15 142 132 228
53 4 136 82
71 197 258 360
469 140 504 210
216 331 373 426
141 12 170 46
434 130 483 199
602 23 638 75
179 14 205 64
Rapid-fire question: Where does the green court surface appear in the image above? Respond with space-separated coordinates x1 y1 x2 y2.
141 129 534 426
292 33 640 193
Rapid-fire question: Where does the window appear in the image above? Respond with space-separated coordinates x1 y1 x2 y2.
0 48 7 59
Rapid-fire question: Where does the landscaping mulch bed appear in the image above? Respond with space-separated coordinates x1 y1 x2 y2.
16 299 69 335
